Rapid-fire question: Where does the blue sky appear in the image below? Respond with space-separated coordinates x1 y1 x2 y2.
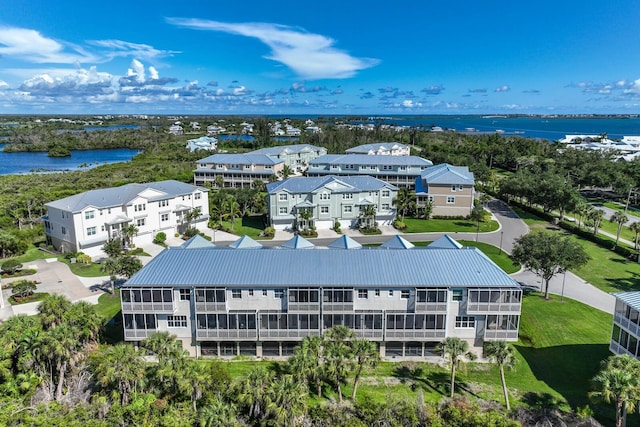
1 0 639 115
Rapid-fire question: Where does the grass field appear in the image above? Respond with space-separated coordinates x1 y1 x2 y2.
220 215 270 240
402 218 499 233
413 240 520 274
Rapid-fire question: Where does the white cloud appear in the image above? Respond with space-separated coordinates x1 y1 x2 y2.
0 27 96 64
0 80 8 89
89 39 179 61
167 18 379 79
494 85 510 93
402 100 422 108
624 79 640 95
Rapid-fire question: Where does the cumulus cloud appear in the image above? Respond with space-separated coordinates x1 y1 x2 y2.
17 66 114 97
568 79 640 98
421 85 444 95
0 26 96 63
402 100 422 108
290 82 327 93
494 85 510 92
119 59 178 86
166 17 379 79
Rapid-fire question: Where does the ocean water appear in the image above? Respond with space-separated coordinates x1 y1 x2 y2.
0 145 140 175
367 116 640 141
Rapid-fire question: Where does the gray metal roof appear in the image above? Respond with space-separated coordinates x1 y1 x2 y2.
328 235 362 249
281 235 315 249
266 175 397 194
346 142 408 153
309 154 432 167
228 235 263 249
125 246 519 288
197 153 283 165
45 180 206 213
380 235 415 249
428 235 464 249
420 163 475 185
249 144 325 156
613 292 640 310
180 235 216 249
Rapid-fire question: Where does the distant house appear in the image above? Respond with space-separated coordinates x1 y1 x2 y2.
307 154 432 188
194 153 284 188
266 175 397 230
43 180 209 257
249 144 327 172
415 163 475 217
168 124 183 135
207 125 226 135
610 292 640 359
346 142 410 156
186 136 218 152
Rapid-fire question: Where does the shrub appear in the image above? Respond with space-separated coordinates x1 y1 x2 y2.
63 251 78 260
1 259 23 275
393 220 407 231
153 232 167 245
262 226 275 238
183 227 199 238
11 279 37 299
76 253 92 264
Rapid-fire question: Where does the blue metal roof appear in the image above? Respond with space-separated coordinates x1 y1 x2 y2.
346 142 408 153
197 153 283 165
126 246 520 288
249 144 325 156
266 175 397 194
310 154 432 166
613 292 640 310
429 235 464 249
420 163 475 185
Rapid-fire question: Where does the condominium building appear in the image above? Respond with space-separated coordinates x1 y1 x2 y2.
120 235 522 358
307 154 433 188
266 175 398 230
346 142 410 156
194 154 284 188
415 163 475 217
43 180 209 258
249 144 327 172
610 292 640 358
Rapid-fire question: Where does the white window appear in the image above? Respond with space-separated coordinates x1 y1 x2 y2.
382 204 390 210
248 289 254 296
161 213 169 222
375 289 381 297
179 289 191 301
167 315 188 328
274 289 284 298
455 316 475 328
458 185 464 191
262 289 268 296
101 225 105 232
320 193 329 200
343 206 352 213
398 166 406 171
358 289 368 299
388 290 394 297
452 289 463 301
279 193 288 201
279 207 288 215
447 196 455 204
136 218 146 227
382 190 390 197
451 185 457 192
87 226 96 236
61 226 66 235
320 206 329 214
85 210 95 220
134 203 146 212
342 194 353 200
232 289 241 299
401 290 410 299
159 200 169 207
428 195 434 202
195 193 201 200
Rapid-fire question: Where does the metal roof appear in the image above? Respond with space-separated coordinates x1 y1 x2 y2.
266 175 397 194
281 235 315 249
196 153 283 165
346 142 408 153
613 292 640 310
179 235 216 249
125 246 520 288
380 235 415 249
228 235 263 249
328 235 363 249
309 154 432 167
45 180 206 213
249 144 325 156
429 235 464 249
420 163 475 185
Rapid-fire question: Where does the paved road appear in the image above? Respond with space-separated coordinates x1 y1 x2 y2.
590 203 640 227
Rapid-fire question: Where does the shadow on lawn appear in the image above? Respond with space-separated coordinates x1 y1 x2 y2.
604 273 640 291
392 365 479 398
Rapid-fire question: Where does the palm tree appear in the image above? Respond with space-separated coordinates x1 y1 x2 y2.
574 199 589 228
101 256 119 293
611 211 629 248
289 335 325 397
92 343 145 405
437 337 476 397
179 359 209 411
38 294 72 329
296 207 313 232
324 326 355 402
588 208 605 235
39 323 78 400
350 338 380 399
630 222 640 250
67 301 104 344
278 164 294 180
358 204 376 229
484 341 516 410
199 400 237 427
235 366 274 421
590 355 640 427
469 201 486 242
187 207 203 230
266 374 307 426
121 224 139 248
392 188 415 221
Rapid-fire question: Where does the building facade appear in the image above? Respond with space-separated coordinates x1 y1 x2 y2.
266 175 398 230
610 292 640 359
346 142 410 156
250 144 327 172
44 180 209 257
415 163 475 217
121 235 522 358
307 154 433 189
194 153 284 188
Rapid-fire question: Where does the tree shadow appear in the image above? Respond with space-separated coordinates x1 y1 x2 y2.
101 309 124 344
604 274 640 291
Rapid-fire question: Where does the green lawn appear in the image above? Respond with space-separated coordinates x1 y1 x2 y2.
59 258 108 277
596 217 637 244
413 240 520 274
220 215 270 240
95 290 122 320
8 245 57 263
402 218 499 233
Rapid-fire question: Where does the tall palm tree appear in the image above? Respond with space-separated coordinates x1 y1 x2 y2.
392 188 415 221
484 341 516 410
224 196 242 231
38 294 72 329
350 338 380 400
278 164 294 180
179 359 209 411
630 222 640 250
199 400 237 427
437 337 476 398
590 358 640 427
574 199 589 228
121 224 139 248
611 211 629 248
289 335 325 397
92 343 145 405
324 326 355 402
588 208 605 235
235 366 274 421
67 301 104 344
266 374 307 426
39 323 78 400
358 204 376 229
187 207 203 230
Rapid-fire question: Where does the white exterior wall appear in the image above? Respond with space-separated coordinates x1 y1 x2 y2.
353 288 410 311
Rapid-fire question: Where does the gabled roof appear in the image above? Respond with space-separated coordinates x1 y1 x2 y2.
197 153 283 165
249 144 325 156
45 180 206 213
266 175 397 194
420 163 474 185
613 292 640 310
346 142 408 154
282 235 315 249
180 234 216 249
328 235 362 249
428 234 464 249
228 235 262 249
309 154 432 167
380 235 415 249
125 246 520 288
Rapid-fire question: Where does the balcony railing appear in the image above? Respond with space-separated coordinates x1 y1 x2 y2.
195 302 227 312
124 329 156 339
259 329 321 339
196 329 258 339
121 302 174 313
354 329 384 339
614 313 640 337
484 330 519 340
414 302 448 313
322 302 354 312
385 330 446 339
287 302 321 312
466 302 521 314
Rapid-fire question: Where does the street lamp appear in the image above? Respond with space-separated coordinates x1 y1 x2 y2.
213 228 217 244
498 231 504 255
560 270 567 302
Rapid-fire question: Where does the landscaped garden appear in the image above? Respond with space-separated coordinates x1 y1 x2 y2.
401 217 500 233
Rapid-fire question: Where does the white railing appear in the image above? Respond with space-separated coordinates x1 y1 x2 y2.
121 302 174 313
